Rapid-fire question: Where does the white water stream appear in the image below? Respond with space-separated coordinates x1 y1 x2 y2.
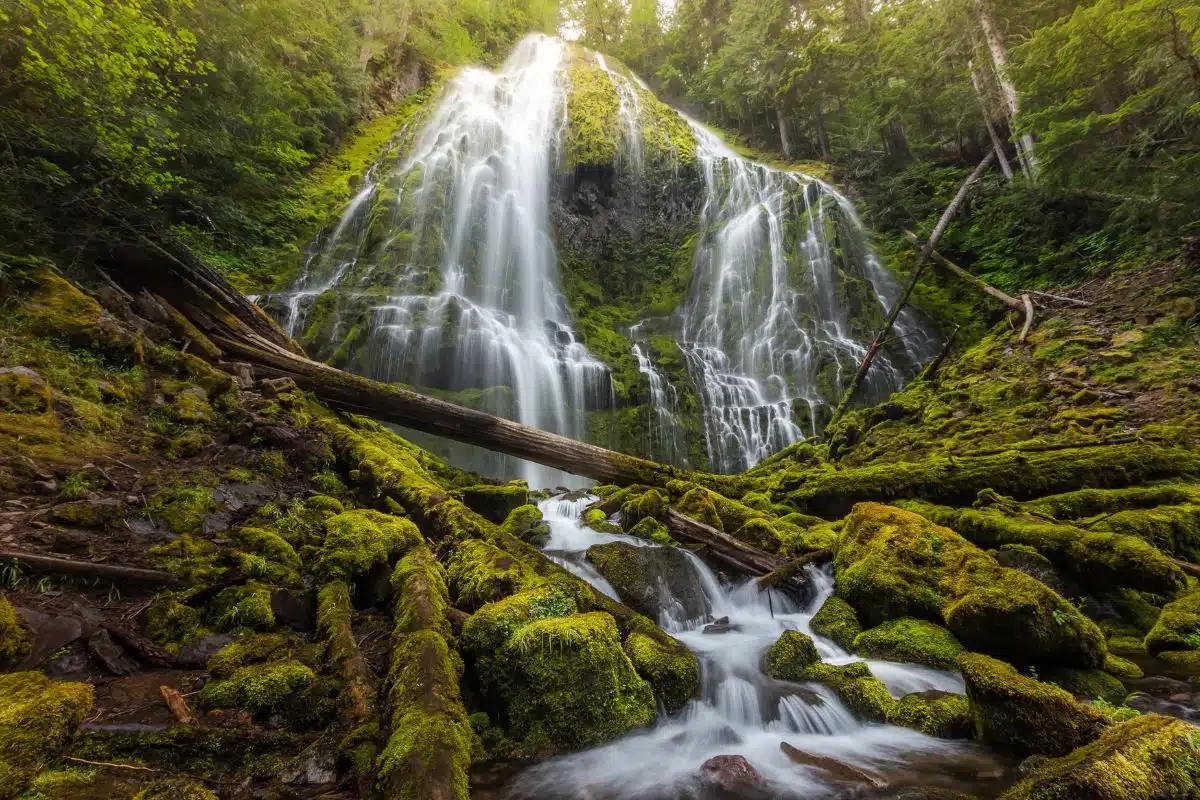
501 497 1002 799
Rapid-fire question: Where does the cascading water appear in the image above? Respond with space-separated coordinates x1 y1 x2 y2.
630 321 688 467
675 121 936 473
503 498 1007 799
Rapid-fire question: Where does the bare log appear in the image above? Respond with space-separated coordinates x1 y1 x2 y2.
0 550 181 585
665 510 811 601
1024 289 1093 308
1019 293 1036 343
827 152 996 433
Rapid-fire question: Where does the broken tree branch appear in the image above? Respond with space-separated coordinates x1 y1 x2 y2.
901 230 1022 310
0 550 181 586
1024 289 1093 308
1019 293 1036 343
827 152 996 433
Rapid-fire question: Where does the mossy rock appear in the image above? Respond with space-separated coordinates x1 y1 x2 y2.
675 487 723 530
49 498 124 528
763 630 820 681
810 595 862 650
461 586 579 665
230 526 301 584
998 713 1200 800
0 596 31 667
1042 668 1127 703
801 661 895 723
835 503 1106 669
317 508 421 581
498 611 656 754
887 690 972 739
586 541 709 623
200 660 317 718
0 367 51 414
1102 652 1143 679
143 595 205 652
1094 504 1200 563
1144 588 1200 656
853 618 965 670
133 781 220 800
623 631 700 714
446 538 534 612
625 516 677 546
0 672 93 795
581 506 622 535
9 258 137 356
207 585 275 631
501 504 550 542
171 387 213 424
958 652 1109 757
459 482 529 524
621 488 667 527
206 633 293 677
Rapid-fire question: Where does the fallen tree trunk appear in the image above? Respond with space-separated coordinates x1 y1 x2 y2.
0 550 181 585
664 510 812 601
902 230 1023 311
827 152 996 433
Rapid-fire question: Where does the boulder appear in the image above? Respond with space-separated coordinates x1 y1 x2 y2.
0 671 93 795
780 742 887 788
622 630 700 715
763 630 821 681
1144 587 1200 656
586 541 709 623
0 367 51 413
86 629 139 676
459 482 529 523
810 595 861 650
835 503 1106 669
853 618 965 670
447 538 534 612
699 754 763 792
49 497 124 528
0 597 31 668
958 652 1108 757
999 714 1200 800
887 690 972 739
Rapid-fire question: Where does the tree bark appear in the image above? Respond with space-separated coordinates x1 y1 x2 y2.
826 152 996 432
977 1 1038 181
777 105 793 159
970 66 1015 182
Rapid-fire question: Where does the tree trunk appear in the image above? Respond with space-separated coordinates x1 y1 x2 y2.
826 151 996 432
777 105 793 159
814 102 832 160
970 66 1015 182
977 1 1038 181
881 117 912 165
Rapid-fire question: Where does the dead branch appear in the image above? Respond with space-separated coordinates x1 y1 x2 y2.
0 550 181 585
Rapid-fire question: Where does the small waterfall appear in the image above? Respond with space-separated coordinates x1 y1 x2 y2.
630 322 688 467
504 497 1000 798
678 120 934 473
593 53 645 174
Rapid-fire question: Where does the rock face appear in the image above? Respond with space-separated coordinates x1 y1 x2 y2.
999 714 1200 800
586 541 709 623
834 503 1106 669
958 652 1108 757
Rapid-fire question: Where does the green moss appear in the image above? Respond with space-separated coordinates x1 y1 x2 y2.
0 369 52 414
801 661 895 722
208 585 275 631
621 488 667 527
887 691 973 739
582 506 622 535
0 672 93 795
763 630 821 681
1144 588 1200 655
1096 505 1200 563
458 482 528 524
317 508 421 581
200 660 316 715
230 526 301 583
149 486 217 535
0 595 31 667
1026 484 1200 521
1042 668 1127 702
999 713 1200 800
500 504 550 542
132 781 219 800
675 487 723 530
206 633 292 678
143 595 205 652
958 652 1109 758
853 618 966 670
1103 652 1144 679
835 503 1106 669
810 595 862 650
905 502 1185 596
461 586 579 667
622 631 699 714
500 612 656 754
171 389 212 424
626 516 677 546
446 538 534 612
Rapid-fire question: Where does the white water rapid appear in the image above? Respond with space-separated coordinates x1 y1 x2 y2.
501 497 1005 799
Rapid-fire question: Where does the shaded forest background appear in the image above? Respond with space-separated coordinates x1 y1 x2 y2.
1 0 1197 294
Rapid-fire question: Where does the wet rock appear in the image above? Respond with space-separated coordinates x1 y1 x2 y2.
703 622 741 634
780 742 887 788
1128 675 1192 697
176 633 233 668
51 529 94 558
270 589 316 632
87 628 139 676
43 641 90 677
16 607 84 668
49 497 124 528
280 747 338 785
699 755 763 792
587 541 710 622
31 479 59 494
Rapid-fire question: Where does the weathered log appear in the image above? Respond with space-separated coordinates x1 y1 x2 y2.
1019 293 1036 343
665 510 811 601
0 550 181 585
828 152 996 432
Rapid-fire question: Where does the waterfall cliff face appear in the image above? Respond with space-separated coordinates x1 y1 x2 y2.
264 34 933 483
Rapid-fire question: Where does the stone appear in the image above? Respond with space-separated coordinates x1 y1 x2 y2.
51 529 94 558
699 755 764 792
175 634 233 669
87 629 139 676
780 742 887 788
260 377 298 397
586 541 710 623
0 366 51 413
270 589 316 632
703 622 741 634
15 608 84 669
280 747 338 785
49 497 123 528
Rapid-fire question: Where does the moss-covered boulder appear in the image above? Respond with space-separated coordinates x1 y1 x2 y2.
586 541 709 622
958 652 1109 757
810 595 861 650
459 482 528 524
494 611 656 753
675 487 723 530
887 690 972 739
317 509 421 581
1041 668 1127 702
621 488 667 527
200 660 317 717
853 618 965 670
0 672 93 794
626 516 677 545
835 503 1106 669
0 367 51 414
1144 588 1200 655
623 630 699 714
1094 504 1200 563
802 661 895 722
0 596 31 667
446 538 535 611
999 713 1200 800
763 630 821 681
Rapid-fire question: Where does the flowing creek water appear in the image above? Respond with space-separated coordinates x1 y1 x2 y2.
484 496 1013 799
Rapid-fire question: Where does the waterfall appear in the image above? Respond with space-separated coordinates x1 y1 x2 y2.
507 498 998 799
630 322 688 468
677 120 935 473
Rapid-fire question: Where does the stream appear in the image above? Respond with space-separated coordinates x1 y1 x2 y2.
491 495 1013 799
